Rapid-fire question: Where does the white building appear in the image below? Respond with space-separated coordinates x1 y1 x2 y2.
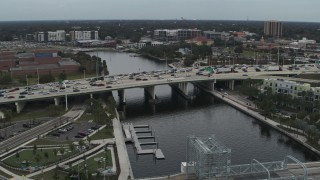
48 30 66 41
70 31 99 41
37 32 45 42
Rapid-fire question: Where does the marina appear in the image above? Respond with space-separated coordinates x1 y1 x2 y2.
123 123 165 160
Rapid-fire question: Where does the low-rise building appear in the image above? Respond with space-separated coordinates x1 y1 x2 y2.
263 78 311 98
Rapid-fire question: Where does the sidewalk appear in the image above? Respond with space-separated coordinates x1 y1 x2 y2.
113 117 134 180
27 139 113 178
208 89 320 156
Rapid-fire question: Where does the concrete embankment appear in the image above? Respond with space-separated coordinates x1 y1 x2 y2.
202 89 320 157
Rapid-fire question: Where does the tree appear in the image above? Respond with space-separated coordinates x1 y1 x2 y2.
15 152 20 160
33 144 37 155
44 151 49 164
2 109 12 126
53 149 58 158
69 143 75 152
53 170 59 180
35 153 42 166
58 72 67 81
234 45 243 54
39 73 55 83
59 147 65 155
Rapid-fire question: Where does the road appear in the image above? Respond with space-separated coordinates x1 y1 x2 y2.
0 105 86 156
1 65 319 106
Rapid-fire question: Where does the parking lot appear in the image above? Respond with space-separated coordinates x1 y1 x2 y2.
45 120 101 142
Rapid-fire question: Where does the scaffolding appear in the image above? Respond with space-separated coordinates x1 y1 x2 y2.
185 135 309 180
186 135 231 179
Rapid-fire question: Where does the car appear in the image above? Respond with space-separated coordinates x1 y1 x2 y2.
7 96 15 99
50 132 60 137
142 78 148 81
136 77 142 81
91 126 100 130
78 132 88 137
20 91 28 95
73 89 80 92
224 92 228 95
27 92 34 95
19 95 26 98
74 135 83 138
0 94 4 97
106 85 112 88
58 128 67 133
66 126 74 131
242 74 248 76
23 124 31 128
167 79 173 82
88 129 94 133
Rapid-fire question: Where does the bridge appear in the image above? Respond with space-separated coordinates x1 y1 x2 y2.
0 67 319 113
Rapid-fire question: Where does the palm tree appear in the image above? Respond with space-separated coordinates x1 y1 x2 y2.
35 153 42 166
69 143 75 152
44 152 49 165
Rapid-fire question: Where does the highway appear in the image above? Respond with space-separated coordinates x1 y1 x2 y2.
0 65 319 106
0 105 86 156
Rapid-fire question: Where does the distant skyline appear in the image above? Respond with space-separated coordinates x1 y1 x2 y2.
1 0 320 22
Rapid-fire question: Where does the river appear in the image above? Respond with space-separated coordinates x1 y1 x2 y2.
88 51 319 178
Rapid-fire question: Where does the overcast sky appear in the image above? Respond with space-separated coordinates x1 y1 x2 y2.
0 0 319 22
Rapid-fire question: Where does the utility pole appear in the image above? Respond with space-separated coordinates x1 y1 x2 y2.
37 68 40 84
277 46 280 66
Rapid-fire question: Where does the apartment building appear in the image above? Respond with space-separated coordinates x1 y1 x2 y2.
264 21 283 37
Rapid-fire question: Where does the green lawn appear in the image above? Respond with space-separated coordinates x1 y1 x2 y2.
78 113 94 122
72 150 112 175
3 148 77 168
31 169 69 180
27 139 72 146
11 108 65 122
0 170 13 179
90 127 114 140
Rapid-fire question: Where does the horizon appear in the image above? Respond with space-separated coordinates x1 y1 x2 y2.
1 0 320 22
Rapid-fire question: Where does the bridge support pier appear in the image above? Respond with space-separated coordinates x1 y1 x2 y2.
144 86 156 103
179 82 188 96
229 80 235 90
54 97 61 106
15 101 26 114
118 90 126 104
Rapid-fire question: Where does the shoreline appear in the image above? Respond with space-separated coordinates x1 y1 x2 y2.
200 88 320 157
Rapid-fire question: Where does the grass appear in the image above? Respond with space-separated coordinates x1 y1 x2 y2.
78 112 94 122
31 169 69 180
11 108 65 122
242 50 268 58
26 139 72 146
3 148 77 168
72 150 112 175
0 170 13 179
90 127 114 140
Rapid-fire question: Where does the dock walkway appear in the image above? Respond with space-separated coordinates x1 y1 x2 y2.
123 123 165 159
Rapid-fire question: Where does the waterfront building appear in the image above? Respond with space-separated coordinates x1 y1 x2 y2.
154 29 201 41
264 21 283 37
263 78 311 98
70 30 99 41
47 30 66 41
203 30 230 41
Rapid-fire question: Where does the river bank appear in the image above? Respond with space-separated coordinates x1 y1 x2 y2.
202 88 320 157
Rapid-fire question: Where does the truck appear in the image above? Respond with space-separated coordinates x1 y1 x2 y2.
265 66 282 71
216 67 232 73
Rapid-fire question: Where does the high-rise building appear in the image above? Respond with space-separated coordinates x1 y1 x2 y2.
264 21 283 37
69 31 99 41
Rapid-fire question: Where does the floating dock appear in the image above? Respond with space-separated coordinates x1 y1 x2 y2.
122 123 165 159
